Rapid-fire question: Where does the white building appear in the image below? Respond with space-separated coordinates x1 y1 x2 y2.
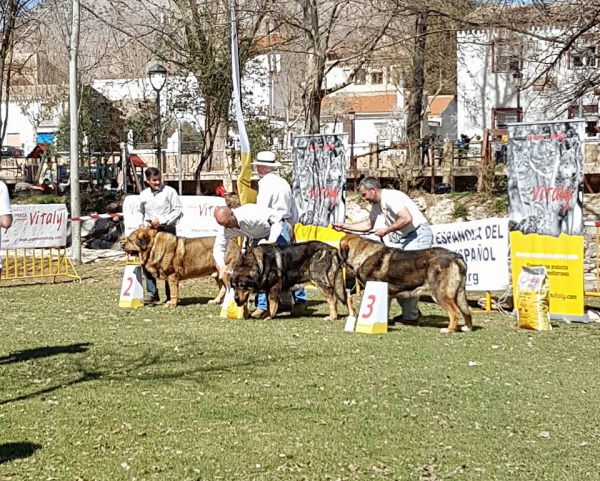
457 27 600 138
320 66 456 156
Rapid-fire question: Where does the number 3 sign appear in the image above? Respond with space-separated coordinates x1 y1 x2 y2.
355 281 389 334
119 264 145 308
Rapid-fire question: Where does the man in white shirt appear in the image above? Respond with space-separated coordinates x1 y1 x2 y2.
135 167 183 305
213 204 290 319
333 177 433 324
253 151 306 316
0 180 13 279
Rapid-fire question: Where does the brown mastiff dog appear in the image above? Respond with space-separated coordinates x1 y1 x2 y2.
339 234 472 333
122 228 240 307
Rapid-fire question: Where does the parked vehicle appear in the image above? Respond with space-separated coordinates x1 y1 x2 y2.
1 146 24 157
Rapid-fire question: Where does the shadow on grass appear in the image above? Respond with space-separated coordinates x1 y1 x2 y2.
177 296 220 306
0 342 91 365
1 346 314 405
0 442 41 465
0 370 101 406
391 314 482 331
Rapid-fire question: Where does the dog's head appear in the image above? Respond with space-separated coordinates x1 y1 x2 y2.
121 228 157 256
229 247 264 306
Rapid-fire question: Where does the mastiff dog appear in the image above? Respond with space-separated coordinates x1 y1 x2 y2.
230 241 356 320
122 228 240 307
339 234 472 333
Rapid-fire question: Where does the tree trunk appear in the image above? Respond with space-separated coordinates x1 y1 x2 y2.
406 12 428 142
303 0 325 135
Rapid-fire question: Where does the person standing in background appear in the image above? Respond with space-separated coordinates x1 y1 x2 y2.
135 167 183 305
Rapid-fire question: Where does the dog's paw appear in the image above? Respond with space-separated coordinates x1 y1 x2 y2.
440 327 455 334
207 299 220 305
164 301 177 308
323 316 338 321
461 325 472 332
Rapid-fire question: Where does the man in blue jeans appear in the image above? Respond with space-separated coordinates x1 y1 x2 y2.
333 177 433 325
135 167 183 305
252 151 307 317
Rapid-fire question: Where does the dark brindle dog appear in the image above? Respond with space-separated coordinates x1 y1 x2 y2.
339 234 472 333
230 241 356 320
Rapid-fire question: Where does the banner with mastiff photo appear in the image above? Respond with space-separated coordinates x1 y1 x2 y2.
292 134 347 230
122 195 226 238
507 120 585 320
431 218 509 292
1 204 68 249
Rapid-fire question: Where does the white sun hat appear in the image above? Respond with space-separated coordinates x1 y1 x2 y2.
251 151 282 167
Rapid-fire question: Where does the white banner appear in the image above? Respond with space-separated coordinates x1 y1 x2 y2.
431 217 510 292
1 204 68 249
122 195 226 238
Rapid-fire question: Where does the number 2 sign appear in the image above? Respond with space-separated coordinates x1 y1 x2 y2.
355 281 389 334
119 264 144 308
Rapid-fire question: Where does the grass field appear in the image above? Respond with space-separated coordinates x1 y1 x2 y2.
1 262 600 480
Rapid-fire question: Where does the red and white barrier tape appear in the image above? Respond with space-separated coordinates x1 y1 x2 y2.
70 213 123 222
584 221 600 228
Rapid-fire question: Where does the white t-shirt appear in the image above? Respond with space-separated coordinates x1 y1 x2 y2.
369 189 427 244
0 181 13 270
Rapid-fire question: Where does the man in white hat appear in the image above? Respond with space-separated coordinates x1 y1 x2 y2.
251 151 307 318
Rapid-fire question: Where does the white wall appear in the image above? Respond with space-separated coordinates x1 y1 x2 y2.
1 101 62 153
457 28 597 138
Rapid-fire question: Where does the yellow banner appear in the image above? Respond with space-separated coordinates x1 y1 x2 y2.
510 231 584 318
236 152 256 205
294 223 345 245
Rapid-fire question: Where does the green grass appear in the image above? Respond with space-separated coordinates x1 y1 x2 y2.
1 264 600 480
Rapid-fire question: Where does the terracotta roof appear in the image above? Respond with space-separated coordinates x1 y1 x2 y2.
428 95 454 117
253 33 286 51
322 92 399 114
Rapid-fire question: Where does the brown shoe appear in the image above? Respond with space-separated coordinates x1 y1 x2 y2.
143 296 159 305
250 308 269 319
291 303 308 317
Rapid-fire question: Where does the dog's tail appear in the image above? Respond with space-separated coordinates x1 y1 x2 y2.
455 257 473 328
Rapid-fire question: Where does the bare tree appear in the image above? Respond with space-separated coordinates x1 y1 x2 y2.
266 0 399 134
0 0 42 148
405 10 427 142
82 0 268 192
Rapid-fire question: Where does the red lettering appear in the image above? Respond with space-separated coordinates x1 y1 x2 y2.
531 185 573 212
308 186 340 200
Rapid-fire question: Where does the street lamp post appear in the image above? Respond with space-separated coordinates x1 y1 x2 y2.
348 110 357 191
148 64 167 172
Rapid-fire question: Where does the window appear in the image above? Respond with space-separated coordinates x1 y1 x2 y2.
532 76 557 92
492 38 522 73
370 71 384 84
568 104 599 118
354 69 366 85
6 133 20 146
374 122 390 140
569 45 597 69
492 108 522 129
586 121 599 137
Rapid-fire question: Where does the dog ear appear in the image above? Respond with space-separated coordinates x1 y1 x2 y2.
338 237 349 262
251 247 264 278
135 231 150 251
